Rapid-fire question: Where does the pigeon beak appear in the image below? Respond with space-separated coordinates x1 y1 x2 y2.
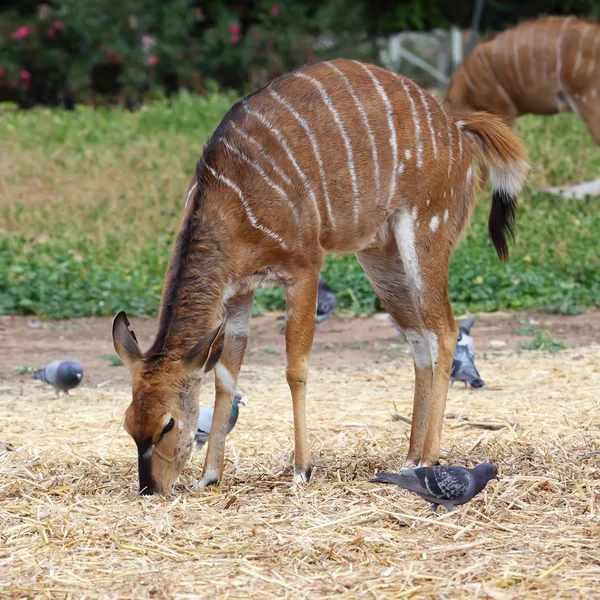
238 399 246 406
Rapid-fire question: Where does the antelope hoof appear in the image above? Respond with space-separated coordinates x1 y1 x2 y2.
402 455 420 469
418 458 439 468
193 466 220 490
293 465 312 484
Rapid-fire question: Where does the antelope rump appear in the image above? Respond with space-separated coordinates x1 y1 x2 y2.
112 59 528 495
445 16 600 145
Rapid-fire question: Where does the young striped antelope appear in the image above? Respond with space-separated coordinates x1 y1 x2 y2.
112 59 528 495
445 16 600 145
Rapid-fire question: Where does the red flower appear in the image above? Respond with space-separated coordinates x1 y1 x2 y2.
231 34 240 44
270 6 280 16
12 26 34 40
54 21 63 30
229 23 241 35
20 70 31 80
146 55 159 67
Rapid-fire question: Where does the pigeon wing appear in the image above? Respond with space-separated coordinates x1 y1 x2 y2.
424 466 473 502
370 470 431 496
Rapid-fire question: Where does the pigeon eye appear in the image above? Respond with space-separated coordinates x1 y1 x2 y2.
161 418 175 437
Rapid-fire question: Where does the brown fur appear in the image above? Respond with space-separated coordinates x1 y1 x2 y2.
113 59 529 494
445 16 600 144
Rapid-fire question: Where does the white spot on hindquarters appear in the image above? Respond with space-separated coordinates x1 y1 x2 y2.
394 208 423 296
297 72 360 222
429 215 440 232
354 62 398 210
325 61 380 207
426 197 430 206
185 181 198 209
405 149 412 160
268 89 334 227
142 444 155 459
444 209 449 223
398 162 405 174
489 160 528 198
404 330 430 371
207 166 287 249
215 363 235 394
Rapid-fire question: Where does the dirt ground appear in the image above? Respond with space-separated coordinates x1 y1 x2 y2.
1 309 599 388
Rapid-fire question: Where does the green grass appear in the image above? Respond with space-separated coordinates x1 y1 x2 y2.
515 329 567 353
1 96 599 319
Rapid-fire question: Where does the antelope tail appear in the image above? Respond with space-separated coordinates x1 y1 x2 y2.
455 112 530 261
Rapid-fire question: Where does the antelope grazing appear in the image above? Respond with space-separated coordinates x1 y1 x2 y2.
112 59 528 495
445 16 600 144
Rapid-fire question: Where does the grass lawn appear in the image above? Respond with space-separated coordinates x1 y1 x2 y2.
1 94 599 319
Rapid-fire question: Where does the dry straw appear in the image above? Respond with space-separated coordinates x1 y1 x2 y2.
1 347 599 598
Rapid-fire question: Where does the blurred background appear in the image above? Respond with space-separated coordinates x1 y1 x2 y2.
0 1 599 323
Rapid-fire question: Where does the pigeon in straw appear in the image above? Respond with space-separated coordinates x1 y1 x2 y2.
33 360 83 398
369 463 499 512
451 318 485 388
195 392 245 452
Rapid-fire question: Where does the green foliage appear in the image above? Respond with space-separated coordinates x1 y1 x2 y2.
0 100 598 320
515 330 567 353
98 354 124 366
14 364 36 374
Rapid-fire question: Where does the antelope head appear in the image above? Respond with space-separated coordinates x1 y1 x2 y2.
443 72 474 115
112 312 226 495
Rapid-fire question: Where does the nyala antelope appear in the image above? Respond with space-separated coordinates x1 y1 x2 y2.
445 16 600 145
112 59 528 495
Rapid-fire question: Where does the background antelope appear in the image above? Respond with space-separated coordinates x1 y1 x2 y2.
112 58 528 495
445 16 600 145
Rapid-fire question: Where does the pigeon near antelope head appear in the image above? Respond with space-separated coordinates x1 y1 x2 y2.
451 318 485 388
195 392 245 452
369 463 499 512
33 360 83 398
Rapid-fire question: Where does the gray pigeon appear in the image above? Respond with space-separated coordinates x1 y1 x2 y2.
33 360 83 397
316 277 337 324
451 318 485 388
369 463 499 512
195 392 245 452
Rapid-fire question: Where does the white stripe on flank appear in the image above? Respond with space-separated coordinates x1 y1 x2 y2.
325 61 380 205
457 124 463 164
588 35 600 77
355 61 398 210
230 121 292 185
394 208 423 296
556 17 572 85
512 30 525 92
207 166 287 249
223 139 300 224
573 24 591 75
268 89 334 227
446 115 454 178
185 181 198 209
529 26 536 82
244 106 321 228
541 22 549 79
296 72 360 222
417 88 438 160
399 78 423 167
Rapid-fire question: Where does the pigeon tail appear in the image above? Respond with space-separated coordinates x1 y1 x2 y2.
33 367 47 383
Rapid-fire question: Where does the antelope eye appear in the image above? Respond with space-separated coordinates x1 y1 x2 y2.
161 418 175 437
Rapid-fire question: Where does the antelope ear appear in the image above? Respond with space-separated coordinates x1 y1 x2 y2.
112 311 142 369
181 319 227 378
